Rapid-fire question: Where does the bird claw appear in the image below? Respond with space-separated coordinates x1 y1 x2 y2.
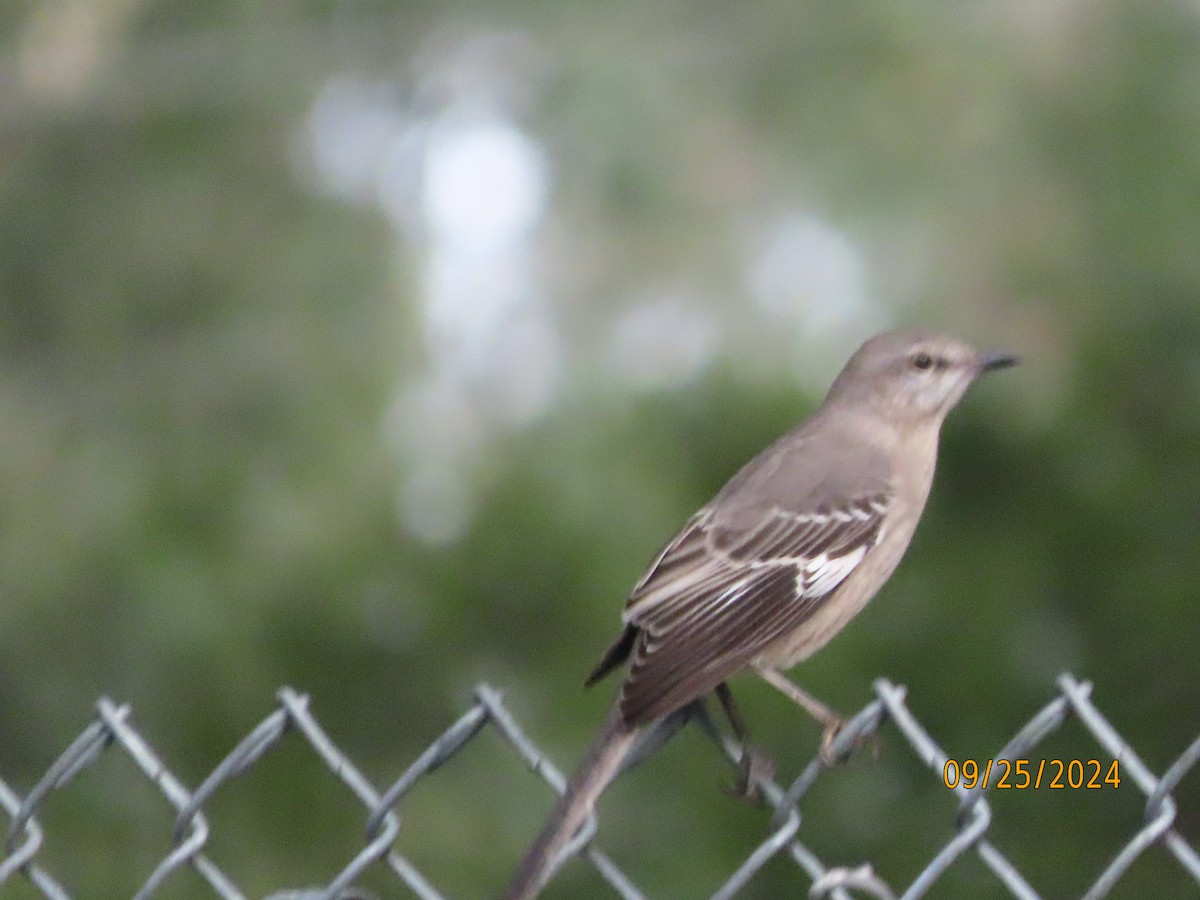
724 745 776 804
819 720 881 765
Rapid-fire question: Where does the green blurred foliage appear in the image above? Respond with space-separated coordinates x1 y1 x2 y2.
2 1 1199 897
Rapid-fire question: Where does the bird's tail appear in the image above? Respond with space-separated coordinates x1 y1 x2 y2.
504 703 639 900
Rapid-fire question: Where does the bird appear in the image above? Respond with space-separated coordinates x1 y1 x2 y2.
503 329 1018 899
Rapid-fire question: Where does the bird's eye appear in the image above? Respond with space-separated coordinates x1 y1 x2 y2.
911 353 934 371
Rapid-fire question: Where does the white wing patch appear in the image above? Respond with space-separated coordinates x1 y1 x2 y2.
798 545 867 597
628 492 891 627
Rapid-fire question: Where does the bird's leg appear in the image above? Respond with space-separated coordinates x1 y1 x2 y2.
714 682 775 801
620 703 696 773
754 667 851 765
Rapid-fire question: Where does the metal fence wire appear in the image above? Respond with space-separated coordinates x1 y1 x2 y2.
2 672 1199 900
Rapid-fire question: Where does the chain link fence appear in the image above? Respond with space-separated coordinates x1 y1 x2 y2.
2 672 1198 899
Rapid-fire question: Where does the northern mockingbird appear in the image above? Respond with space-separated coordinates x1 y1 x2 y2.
504 329 1017 899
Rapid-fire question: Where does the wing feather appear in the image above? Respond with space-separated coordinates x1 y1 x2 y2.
617 488 891 726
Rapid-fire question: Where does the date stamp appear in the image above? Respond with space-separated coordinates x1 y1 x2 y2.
943 758 1120 790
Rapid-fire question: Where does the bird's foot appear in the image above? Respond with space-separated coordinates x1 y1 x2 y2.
725 745 776 804
818 720 882 765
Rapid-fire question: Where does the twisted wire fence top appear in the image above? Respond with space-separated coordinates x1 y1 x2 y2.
1 673 1198 899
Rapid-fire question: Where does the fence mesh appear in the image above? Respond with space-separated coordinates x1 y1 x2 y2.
2 672 1198 899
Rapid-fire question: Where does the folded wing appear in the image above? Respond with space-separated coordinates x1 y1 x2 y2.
617 491 890 726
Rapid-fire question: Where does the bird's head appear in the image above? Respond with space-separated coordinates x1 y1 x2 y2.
825 329 1018 425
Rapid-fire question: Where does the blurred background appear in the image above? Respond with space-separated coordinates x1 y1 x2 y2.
2 1 1199 897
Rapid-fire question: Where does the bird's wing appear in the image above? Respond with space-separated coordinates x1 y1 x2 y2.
617 479 892 726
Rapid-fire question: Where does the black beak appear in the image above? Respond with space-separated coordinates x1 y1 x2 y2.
979 351 1019 373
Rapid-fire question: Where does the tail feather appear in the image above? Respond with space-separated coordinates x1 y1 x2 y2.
504 704 639 900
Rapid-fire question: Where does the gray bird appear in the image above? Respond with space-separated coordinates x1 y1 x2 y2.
505 329 1017 899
